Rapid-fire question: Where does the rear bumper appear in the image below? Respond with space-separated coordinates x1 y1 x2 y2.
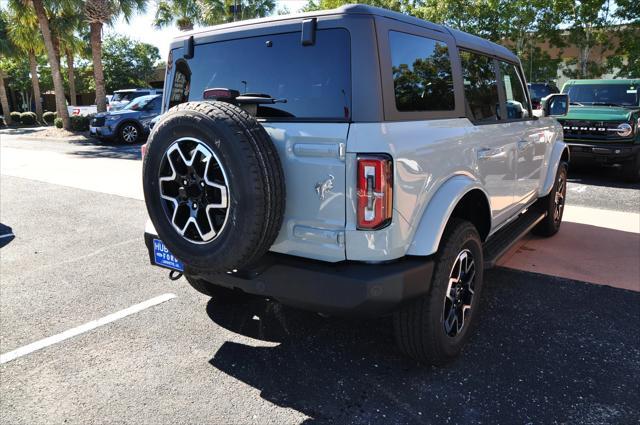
144 232 434 317
566 141 640 164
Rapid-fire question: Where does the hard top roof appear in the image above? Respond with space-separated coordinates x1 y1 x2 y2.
564 79 640 85
172 4 518 63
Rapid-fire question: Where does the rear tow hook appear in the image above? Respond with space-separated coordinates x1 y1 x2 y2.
169 270 183 281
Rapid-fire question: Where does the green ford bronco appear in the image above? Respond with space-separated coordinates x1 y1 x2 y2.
557 79 640 182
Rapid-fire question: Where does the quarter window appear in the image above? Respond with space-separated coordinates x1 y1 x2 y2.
389 31 455 112
460 50 500 123
499 61 530 119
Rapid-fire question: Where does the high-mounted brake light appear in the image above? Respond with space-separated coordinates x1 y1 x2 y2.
357 155 393 230
203 88 240 100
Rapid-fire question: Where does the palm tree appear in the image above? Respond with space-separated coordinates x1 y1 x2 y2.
154 0 200 31
83 0 146 113
51 7 84 106
199 0 275 25
6 4 45 122
0 10 15 125
28 0 71 129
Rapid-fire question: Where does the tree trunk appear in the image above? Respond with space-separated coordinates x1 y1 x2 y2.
0 72 12 125
65 47 77 106
90 22 107 113
32 0 70 129
28 51 44 123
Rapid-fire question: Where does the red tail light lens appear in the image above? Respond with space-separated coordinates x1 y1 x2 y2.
357 155 393 230
73 108 80 116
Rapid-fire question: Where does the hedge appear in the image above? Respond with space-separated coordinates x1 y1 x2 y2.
43 111 56 125
54 118 63 128
70 114 92 131
20 112 37 125
10 111 21 123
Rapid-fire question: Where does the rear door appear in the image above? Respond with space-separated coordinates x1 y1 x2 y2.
164 28 351 261
459 50 517 226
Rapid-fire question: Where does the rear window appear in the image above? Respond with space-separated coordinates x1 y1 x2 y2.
460 50 500 123
113 91 148 102
388 31 455 111
528 84 554 100
167 29 351 120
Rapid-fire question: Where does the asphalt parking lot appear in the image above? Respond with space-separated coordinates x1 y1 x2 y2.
1 130 639 424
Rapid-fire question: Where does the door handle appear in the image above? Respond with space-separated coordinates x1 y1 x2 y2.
477 147 506 160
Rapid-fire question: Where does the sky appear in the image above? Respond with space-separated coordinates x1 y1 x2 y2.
108 0 309 59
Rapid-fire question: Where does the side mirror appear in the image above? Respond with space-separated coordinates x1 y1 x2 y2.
542 93 569 117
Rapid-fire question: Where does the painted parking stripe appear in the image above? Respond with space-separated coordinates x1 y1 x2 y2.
0 293 176 364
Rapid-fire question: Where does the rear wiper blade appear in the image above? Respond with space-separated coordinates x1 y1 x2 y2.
236 93 287 105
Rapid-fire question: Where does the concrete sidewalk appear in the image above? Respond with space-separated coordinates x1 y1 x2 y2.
498 205 640 292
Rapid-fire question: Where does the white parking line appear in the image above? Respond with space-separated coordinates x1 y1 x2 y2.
0 293 176 364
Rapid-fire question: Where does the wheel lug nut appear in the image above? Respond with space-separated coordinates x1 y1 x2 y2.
200 181 205 187
192 202 198 209
183 179 188 185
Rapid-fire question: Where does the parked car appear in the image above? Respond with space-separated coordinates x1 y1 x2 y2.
109 88 163 111
557 79 640 181
90 94 162 143
141 5 569 365
528 82 560 110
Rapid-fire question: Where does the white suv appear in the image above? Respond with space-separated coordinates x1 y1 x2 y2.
142 5 570 365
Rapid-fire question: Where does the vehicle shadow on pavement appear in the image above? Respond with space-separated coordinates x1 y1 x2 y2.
568 165 640 189
67 139 141 160
207 268 640 424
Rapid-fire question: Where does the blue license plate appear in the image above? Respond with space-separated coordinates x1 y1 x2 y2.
153 239 184 272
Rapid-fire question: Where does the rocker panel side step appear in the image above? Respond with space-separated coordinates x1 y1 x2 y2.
483 207 546 268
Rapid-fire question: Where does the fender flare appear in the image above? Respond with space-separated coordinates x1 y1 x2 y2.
406 175 491 256
541 141 570 197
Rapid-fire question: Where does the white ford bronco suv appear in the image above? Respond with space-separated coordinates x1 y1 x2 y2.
142 5 570 364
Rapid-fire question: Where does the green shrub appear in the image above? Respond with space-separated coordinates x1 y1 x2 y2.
43 111 56 125
10 111 21 123
20 111 37 125
69 115 91 132
0 116 5 127
54 118 63 128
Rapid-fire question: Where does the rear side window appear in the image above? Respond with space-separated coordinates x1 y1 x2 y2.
389 31 455 111
460 50 500 123
499 61 530 119
169 29 351 120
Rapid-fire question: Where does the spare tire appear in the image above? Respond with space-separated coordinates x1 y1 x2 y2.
142 101 285 272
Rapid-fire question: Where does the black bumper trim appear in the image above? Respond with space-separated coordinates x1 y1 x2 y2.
567 142 640 163
144 232 434 317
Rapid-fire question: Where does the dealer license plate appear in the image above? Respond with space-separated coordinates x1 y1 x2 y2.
153 239 184 272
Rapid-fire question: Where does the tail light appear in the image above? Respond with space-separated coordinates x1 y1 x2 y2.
141 143 148 161
72 108 80 116
357 155 393 230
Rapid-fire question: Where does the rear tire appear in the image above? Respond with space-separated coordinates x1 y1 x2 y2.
532 161 568 237
393 219 484 365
